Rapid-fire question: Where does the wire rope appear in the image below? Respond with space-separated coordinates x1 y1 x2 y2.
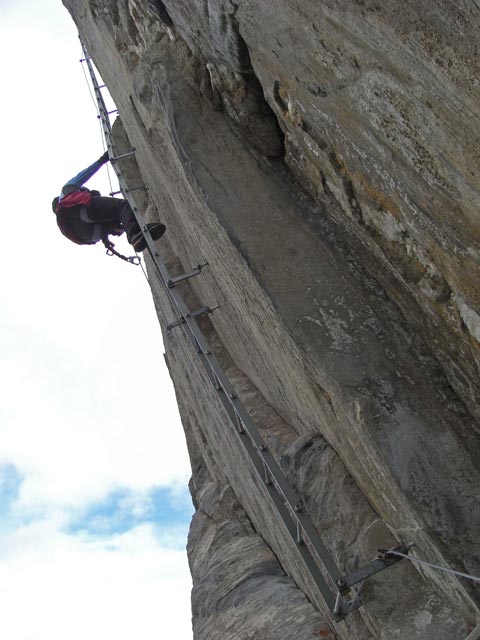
80 54 98 112
387 550 480 585
80 52 116 197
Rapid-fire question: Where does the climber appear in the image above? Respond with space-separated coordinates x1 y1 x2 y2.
52 151 165 252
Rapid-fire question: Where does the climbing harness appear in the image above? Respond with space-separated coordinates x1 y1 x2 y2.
80 40 478 625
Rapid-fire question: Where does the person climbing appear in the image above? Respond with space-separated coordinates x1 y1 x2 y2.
52 151 165 253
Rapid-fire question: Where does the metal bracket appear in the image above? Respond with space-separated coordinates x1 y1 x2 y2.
334 581 364 617
337 546 407 594
167 304 219 331
167 263 209 288
330 546 407 618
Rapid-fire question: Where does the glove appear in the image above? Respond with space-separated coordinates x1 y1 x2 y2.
98 150 110 164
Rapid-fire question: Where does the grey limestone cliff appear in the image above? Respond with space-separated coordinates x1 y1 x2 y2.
64 1 480 638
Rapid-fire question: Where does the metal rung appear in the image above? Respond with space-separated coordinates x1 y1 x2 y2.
110 149 136 162
167 316 186 331
109 185 147 197
167 305 219 331
97 110 118 119
191 304 219 319
168 263 209 288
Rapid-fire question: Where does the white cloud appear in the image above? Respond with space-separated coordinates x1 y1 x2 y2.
0 327 191 510
0 520 193 640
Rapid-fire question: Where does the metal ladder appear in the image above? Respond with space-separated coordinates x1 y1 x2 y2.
80 40 406 621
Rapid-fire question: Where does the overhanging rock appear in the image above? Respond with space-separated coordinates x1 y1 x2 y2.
65 2 480 638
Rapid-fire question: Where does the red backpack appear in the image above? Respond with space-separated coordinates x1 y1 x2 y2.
55 189 92 211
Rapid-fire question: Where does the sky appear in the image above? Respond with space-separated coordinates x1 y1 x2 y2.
0 2 194 638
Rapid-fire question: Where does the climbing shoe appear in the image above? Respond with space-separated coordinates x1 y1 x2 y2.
131 223 166 252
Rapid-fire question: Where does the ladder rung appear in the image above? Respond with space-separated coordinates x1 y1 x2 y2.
110 149 136 162
167 263 208 288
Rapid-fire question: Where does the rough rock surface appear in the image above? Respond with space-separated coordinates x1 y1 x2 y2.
64 1 480 638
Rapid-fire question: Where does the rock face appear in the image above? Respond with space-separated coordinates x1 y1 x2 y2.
64 1 480 638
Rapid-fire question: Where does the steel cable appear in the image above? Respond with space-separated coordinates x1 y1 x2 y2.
387 550 480 585
80 52 115 197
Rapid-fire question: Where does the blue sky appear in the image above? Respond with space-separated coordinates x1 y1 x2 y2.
67 485 192 538
0 2 194 638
